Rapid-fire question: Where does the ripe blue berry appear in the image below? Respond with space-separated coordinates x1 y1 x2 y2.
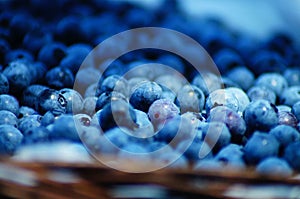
3 60 32 94
45 66 74 89
281 86 300 106
0 110 18 127
0 124 23 155
148 99 179 129
284 68 300 86
18 114 42 135
37 89 67 115
226 66 254 91
0 94 19 116
129 81 162 112
269 125 300 147
247 86 276 104
255 73 288 96
244 132 280 165
208 106 246 141
206 89 239 113
59 88 83 114
99 99 137 131
38 42 67 68
215 144 246 169
284 142 300 171
175 85 205 114
278 111 298 127
202 122 231 152
244 99 278 131
256 157 292 177
96 75 128 97
83 96 97 116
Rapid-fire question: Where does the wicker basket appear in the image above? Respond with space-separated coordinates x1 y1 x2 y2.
1 157 300 199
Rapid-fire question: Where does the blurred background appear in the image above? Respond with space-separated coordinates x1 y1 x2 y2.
118 0 300 45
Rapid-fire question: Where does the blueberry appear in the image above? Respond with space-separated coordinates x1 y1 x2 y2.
215 144 246 169
226 87 250 115
99 99 137 131
208 106 246 141
0 73 9 94
83 96 97 116
37 89 67 115
50 115 80 142
95 91 127 111
41 111 56 126
22 126 50 145
256 157 293 177
3 60 32 94
269 125 300 147
192 72 222 96
213 48 244 73
23 29 52 54
0 124 23 155
292 101 300 121
255 73 288 96
250 51 287 75
60 43 92 74
148 98 179 129
205 89 239 113
9 13 36 44
38 42 67 68
247 86 276 104
0 110 18 127
59 88 83 114
0 94 19 116
177 138 213 162
55 16 88 45
202 122 231 152
226 66 254 91
284 142 300 170
18 106 37 119
96 75 128 97
175 85 205 114
278 111 298 127
18 114 42 135
45 66 74 89
244 99 278 131
129 81 162 112
154 115 195 144
27 62 47 84
22 84 48 109
280 86 300 106
104 127 130 148
284 68 300 86
244 132 280 165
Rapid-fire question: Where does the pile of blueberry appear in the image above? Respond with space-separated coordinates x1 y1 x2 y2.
1 0 300 176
